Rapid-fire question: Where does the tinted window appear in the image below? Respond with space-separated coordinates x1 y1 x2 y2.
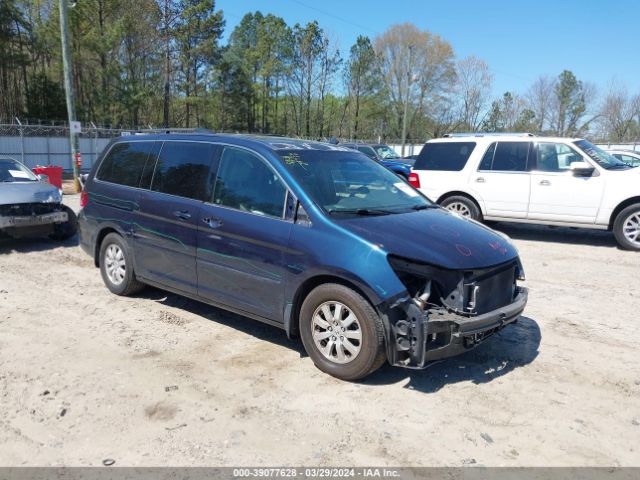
481 141 530 172
151 141 215 200
357 146 376 158
414 142 476 171
478 142 496 170
139 141 162 189
536 143 582 172
97 142 154 187
212 147 286 218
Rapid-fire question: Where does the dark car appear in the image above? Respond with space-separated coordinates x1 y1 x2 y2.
0 157 77 240
341 143 413 179
78 134 527 380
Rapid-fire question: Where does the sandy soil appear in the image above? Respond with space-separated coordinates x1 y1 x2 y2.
0 194 639 467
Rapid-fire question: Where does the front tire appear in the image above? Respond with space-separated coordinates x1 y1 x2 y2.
299 284 386 381
99 233 144 295
440 195 482 221
613 204 640 251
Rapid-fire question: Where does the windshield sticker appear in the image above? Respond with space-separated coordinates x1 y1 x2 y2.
282 153 308 169
8 169 30 179
394 182 419 197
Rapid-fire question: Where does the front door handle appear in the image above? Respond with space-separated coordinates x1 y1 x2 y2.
173 210 191 220
475 177 485 183
203 217 223 229
539 180 551 186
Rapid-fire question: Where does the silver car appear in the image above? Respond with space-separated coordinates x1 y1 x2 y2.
0 157 76 240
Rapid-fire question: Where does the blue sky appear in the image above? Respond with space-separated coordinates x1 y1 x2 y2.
217 0 640 97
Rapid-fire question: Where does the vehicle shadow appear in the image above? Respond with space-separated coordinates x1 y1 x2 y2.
133 287 308 356
362 316 540 393
491 222 618 248
0 234 79 254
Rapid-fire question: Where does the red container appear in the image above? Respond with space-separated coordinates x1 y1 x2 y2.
32 166 63 189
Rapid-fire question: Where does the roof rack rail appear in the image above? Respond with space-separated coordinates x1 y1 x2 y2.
121 127 215 136
443 132 534 138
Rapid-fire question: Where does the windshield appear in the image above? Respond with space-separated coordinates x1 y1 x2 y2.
0 158 37 182
373 145 401 159
278 149 434 216
574 140 630 170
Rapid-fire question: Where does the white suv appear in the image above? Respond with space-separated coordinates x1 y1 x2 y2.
409 134 640 250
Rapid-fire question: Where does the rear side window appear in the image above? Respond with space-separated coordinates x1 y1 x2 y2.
414 142 476 171
212 147 286 218
480 141 531 172
357 146 376 158
151 141 216 201
97 142 154 187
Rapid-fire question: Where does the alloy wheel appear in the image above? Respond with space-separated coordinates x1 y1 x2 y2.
446 202 471 217
104 244 126 286
311 301 362 364
623 212 640 247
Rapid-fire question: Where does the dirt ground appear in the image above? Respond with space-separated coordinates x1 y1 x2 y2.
1 194 639 467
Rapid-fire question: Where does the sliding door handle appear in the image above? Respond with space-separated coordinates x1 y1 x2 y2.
203 217 223 229
539 180 551 186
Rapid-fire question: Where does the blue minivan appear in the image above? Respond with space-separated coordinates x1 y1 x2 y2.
79 133 527 380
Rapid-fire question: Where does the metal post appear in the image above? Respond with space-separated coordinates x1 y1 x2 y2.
91 122 98 169
59 0 80 192
15 117 25 165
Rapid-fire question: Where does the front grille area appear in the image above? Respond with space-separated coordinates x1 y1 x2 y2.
463 261 517 315
0 203 58 217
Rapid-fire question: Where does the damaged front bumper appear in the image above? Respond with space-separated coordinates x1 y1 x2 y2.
0 211 68 229
379 256 528 369
380 287 527 368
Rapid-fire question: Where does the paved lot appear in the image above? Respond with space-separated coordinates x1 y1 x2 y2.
0 195 639 466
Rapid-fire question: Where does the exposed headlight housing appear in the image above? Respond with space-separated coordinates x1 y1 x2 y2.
33 189 62 203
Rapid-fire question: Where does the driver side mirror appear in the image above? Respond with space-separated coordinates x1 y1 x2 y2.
37 173 50 183
570 161 595 177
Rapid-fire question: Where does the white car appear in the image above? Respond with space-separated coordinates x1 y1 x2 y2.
408 134 640 250
604 149 640 167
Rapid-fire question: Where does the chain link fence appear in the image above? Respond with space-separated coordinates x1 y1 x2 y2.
0 122 427 173
0 122 131 172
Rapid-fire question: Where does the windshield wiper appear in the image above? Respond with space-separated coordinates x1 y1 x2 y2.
411 204 438 211
328 208 397 216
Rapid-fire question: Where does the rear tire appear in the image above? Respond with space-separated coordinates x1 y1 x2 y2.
613 204 640 251
99 233 144 296
49 205 78 240
440 195 482 221
299 283 386 381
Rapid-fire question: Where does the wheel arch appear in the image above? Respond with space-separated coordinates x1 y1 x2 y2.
93 225 123 267
437 191 485 215
609 196 640 230
285 274 379 339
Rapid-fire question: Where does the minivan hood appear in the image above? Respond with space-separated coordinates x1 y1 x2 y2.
0 181 60 205
338 208 519 270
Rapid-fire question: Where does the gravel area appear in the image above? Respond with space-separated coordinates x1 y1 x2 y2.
0 194 638 466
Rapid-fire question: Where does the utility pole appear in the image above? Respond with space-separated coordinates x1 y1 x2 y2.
59 0 81 193
400 45 414 157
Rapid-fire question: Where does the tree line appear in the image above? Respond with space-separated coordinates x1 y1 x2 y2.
2 0 639 144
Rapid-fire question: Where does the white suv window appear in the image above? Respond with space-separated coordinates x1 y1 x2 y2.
536 143 582 172
478 141 531 172
414 142 476 171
